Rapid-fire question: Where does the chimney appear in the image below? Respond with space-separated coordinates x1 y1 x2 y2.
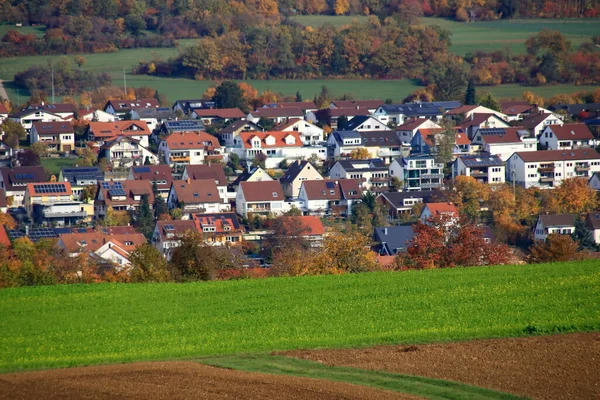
384 228 388 235
187 177 191 184
25 225 29 236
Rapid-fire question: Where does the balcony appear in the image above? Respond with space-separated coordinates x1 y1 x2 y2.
470 170 488 177
170 155 190 162
539 176 554 183
421 173 444 179
538 165 554 172
370 177 389 182
421 182 443 189
44 210 88 218
575 164 590 172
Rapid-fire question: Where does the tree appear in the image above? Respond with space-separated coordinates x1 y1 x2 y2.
311 228 378 274
337 115 349 130
129 244 171 282
435 125 456 166
314 85 332 109
478 92 501 112
0 119 26 149
541 178 597 215
430 58 469 101
103 206 130 227
252 152 267 169
16 149 40 166
448 176 491 220
133 194 154 240
351 191 388 236
464 78 476 105
152 182 168 219
295 91 303 102
212 81 247 111
390 176 403 192
538 52 562 83
349 147 371 159
522 91 544 107
528 234 583 263
572 217 597 251
74 55 86 70
268 216 314 275
75 147 98 167
80 185 97 202
334 0 350 15
30 142 49 157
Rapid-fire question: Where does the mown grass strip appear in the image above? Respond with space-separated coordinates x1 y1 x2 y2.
201 354 525 400
1 261 598 372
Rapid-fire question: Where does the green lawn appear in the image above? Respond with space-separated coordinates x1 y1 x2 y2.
0 24 46 38
1 260 598 372
40 157 81 176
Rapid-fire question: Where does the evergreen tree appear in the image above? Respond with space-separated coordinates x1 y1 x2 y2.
212 81 247 111
134 194 154 240
572 217 597 251
465 78 476 105
295 91 302 102
152 182 168 219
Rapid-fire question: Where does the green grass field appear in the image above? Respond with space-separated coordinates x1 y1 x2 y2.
40 157 82 176
0 24 46 38
1 261 598 372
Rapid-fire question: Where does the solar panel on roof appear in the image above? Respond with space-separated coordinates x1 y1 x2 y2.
33 184 67 193
133 166 151 173
101 182 111 189
164 224 174 231
325 182 335 189
15 173 34 180
109 188 126 196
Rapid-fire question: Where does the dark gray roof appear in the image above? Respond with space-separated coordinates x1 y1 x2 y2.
280 160 312 184
373 225 415 255
61 167 103 184
344 116 370 130
378 103 444 117
432 101 462 111
335 159 387 172
220 120 262 134
132 107 177 119
458 155 504 168
162 120 206 133
378 190 446 208
0 166 47 191
538 214 575 227
360 131 403 147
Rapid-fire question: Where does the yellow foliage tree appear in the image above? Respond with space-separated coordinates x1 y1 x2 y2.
202 87 216 100
541 178 598 215
349 147 371 159
312 228 378 274
334 0 350 15
522 91 544 107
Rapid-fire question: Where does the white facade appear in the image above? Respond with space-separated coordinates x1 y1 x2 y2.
235 188 285 217
348 116 391 132
533 219 575 241
539 125 594 151
397 120 441 144
452 158 506 184
104 138 158 167
11 110 63 133
80 110 118 122
276 120 325 145
389 157 445 191
30 125 75 152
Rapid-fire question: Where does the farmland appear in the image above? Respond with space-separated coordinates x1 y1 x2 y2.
1 260 598 372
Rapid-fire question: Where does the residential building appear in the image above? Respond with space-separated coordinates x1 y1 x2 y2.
344 116 391 132
371 103 444 126
533 214 575 241
151 220 196 260
181 164 229 200
87 120 152 147
373 225 415 255
452 155 505 184
327 130 362 158
262 101 317 112
507 149 600 189
99 136 158 168
219 120 262 146
271 119 324 145
104 98 160 117
128 165 173 199
419 202 459 224
520 112 563 138
471 127 537 161
94 180 154 219
59 167 104 199
326 107 371 130
585 212 600 245
280 160 323 198
329 159 388 192
78 109 118 122
446 105 507 121
25 103 77 119
0 166 47 207
539 123 595 150
0 140 13 167
329 100 383 114
167 179 229 218
460 114 510 139
276 216 325 247
9 108 63 134
247 108 304 124
159 131 222 167
298 179 363 216
589 172 600 191
230 166 273 192
30 121 75 152
327 130 406 162
191 108 246 124
396 118 442 144
0 103 8 123
500 103 540 122
388 156 445 191
172 99 215 115
160 120 207 136
0 189 7 213
236 180 285 217
192 212 244 246
24 182 91 226
130 107 177 132
376 190 445 220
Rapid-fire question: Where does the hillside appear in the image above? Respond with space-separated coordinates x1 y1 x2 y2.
1 260 598 372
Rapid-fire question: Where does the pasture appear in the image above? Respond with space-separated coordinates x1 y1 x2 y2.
1 260 598 372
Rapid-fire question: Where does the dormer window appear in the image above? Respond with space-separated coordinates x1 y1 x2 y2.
272 192 278 198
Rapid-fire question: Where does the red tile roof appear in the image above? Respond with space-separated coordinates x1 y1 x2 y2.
240 181 284 202
27 182 72 196
88 121 151 139
460 113 504 128
546 123 593 141
332 100 383 110
106 99 159 112
0 224 10 248
171 179 221 205
0 103 8 114
238 131 302 149
425 202 458 216
32 121 74 135
282 216 324 236
479 127 525 144
397 118 434 131
184 164 228 186
502 104 534 116
329 108 370 117
192 212 243 235
98 180 154 207
515 148 600 163
59 231 146 253
446 105 478 115
163 131 220 150
455 132 470 145
264 101 317 109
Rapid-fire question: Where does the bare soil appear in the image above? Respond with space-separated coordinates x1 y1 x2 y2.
285 332 600 400
0 361 416 400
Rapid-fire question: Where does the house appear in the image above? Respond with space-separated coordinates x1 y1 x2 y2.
87 121 152 148
460 114 510 139
344 116 391 132
94 180 154 219
501 103 540 122
58 230 146 269
181 163 229 200
539 123 595 151
30 121 75 152
192 212 244 246
452 155 506 185
9 108 63 134
78 109 118 122
520 112 563 138
410 127 469 157
280 160 323 198
373 225 415 255
446 105 507 121
24 182 91 226
151 220 196 260
130 107 177 132
388 156 445 191
419 202 459 224
589 172 600 191
298 179 363 216
158 131 222 167
59 167 104 199
247 108 304 124
327 130 362 158
585 212 600 245
0 103 8 123
0 140 13 167
329 100 383 114
507 149 600 189
471 127 537 161
271 119 324 145
191 108 246 124
172 99 215 115
232 131 325 169
104 98 160 117
236 180 285 217
377 190 446 220
371 103 444 126
276 215 325 247
306 108 370 130
230 166 273 192
99 136 158 168
160 120 207 135
25 103 78 119
167 179 229 218
329 159 388 192
396 118 442 144
219 120 262 146
128 165 173 199
533 214 575 241
454 131 472 155
0 166 47 207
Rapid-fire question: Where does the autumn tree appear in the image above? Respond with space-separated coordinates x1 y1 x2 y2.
528 234 583 263
16 149 40 167
268 216 315 276
103 206 130 226
30 142 49 157
0 119 26 149
352 191 388 236
349 147 371 159
541 178 597 215
311 227 378 274
522 91 544 107
334 0 350 15
80 185 97 202
429 58 469 101
448 176 491 220
74 55 86 70
129 244 171 282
